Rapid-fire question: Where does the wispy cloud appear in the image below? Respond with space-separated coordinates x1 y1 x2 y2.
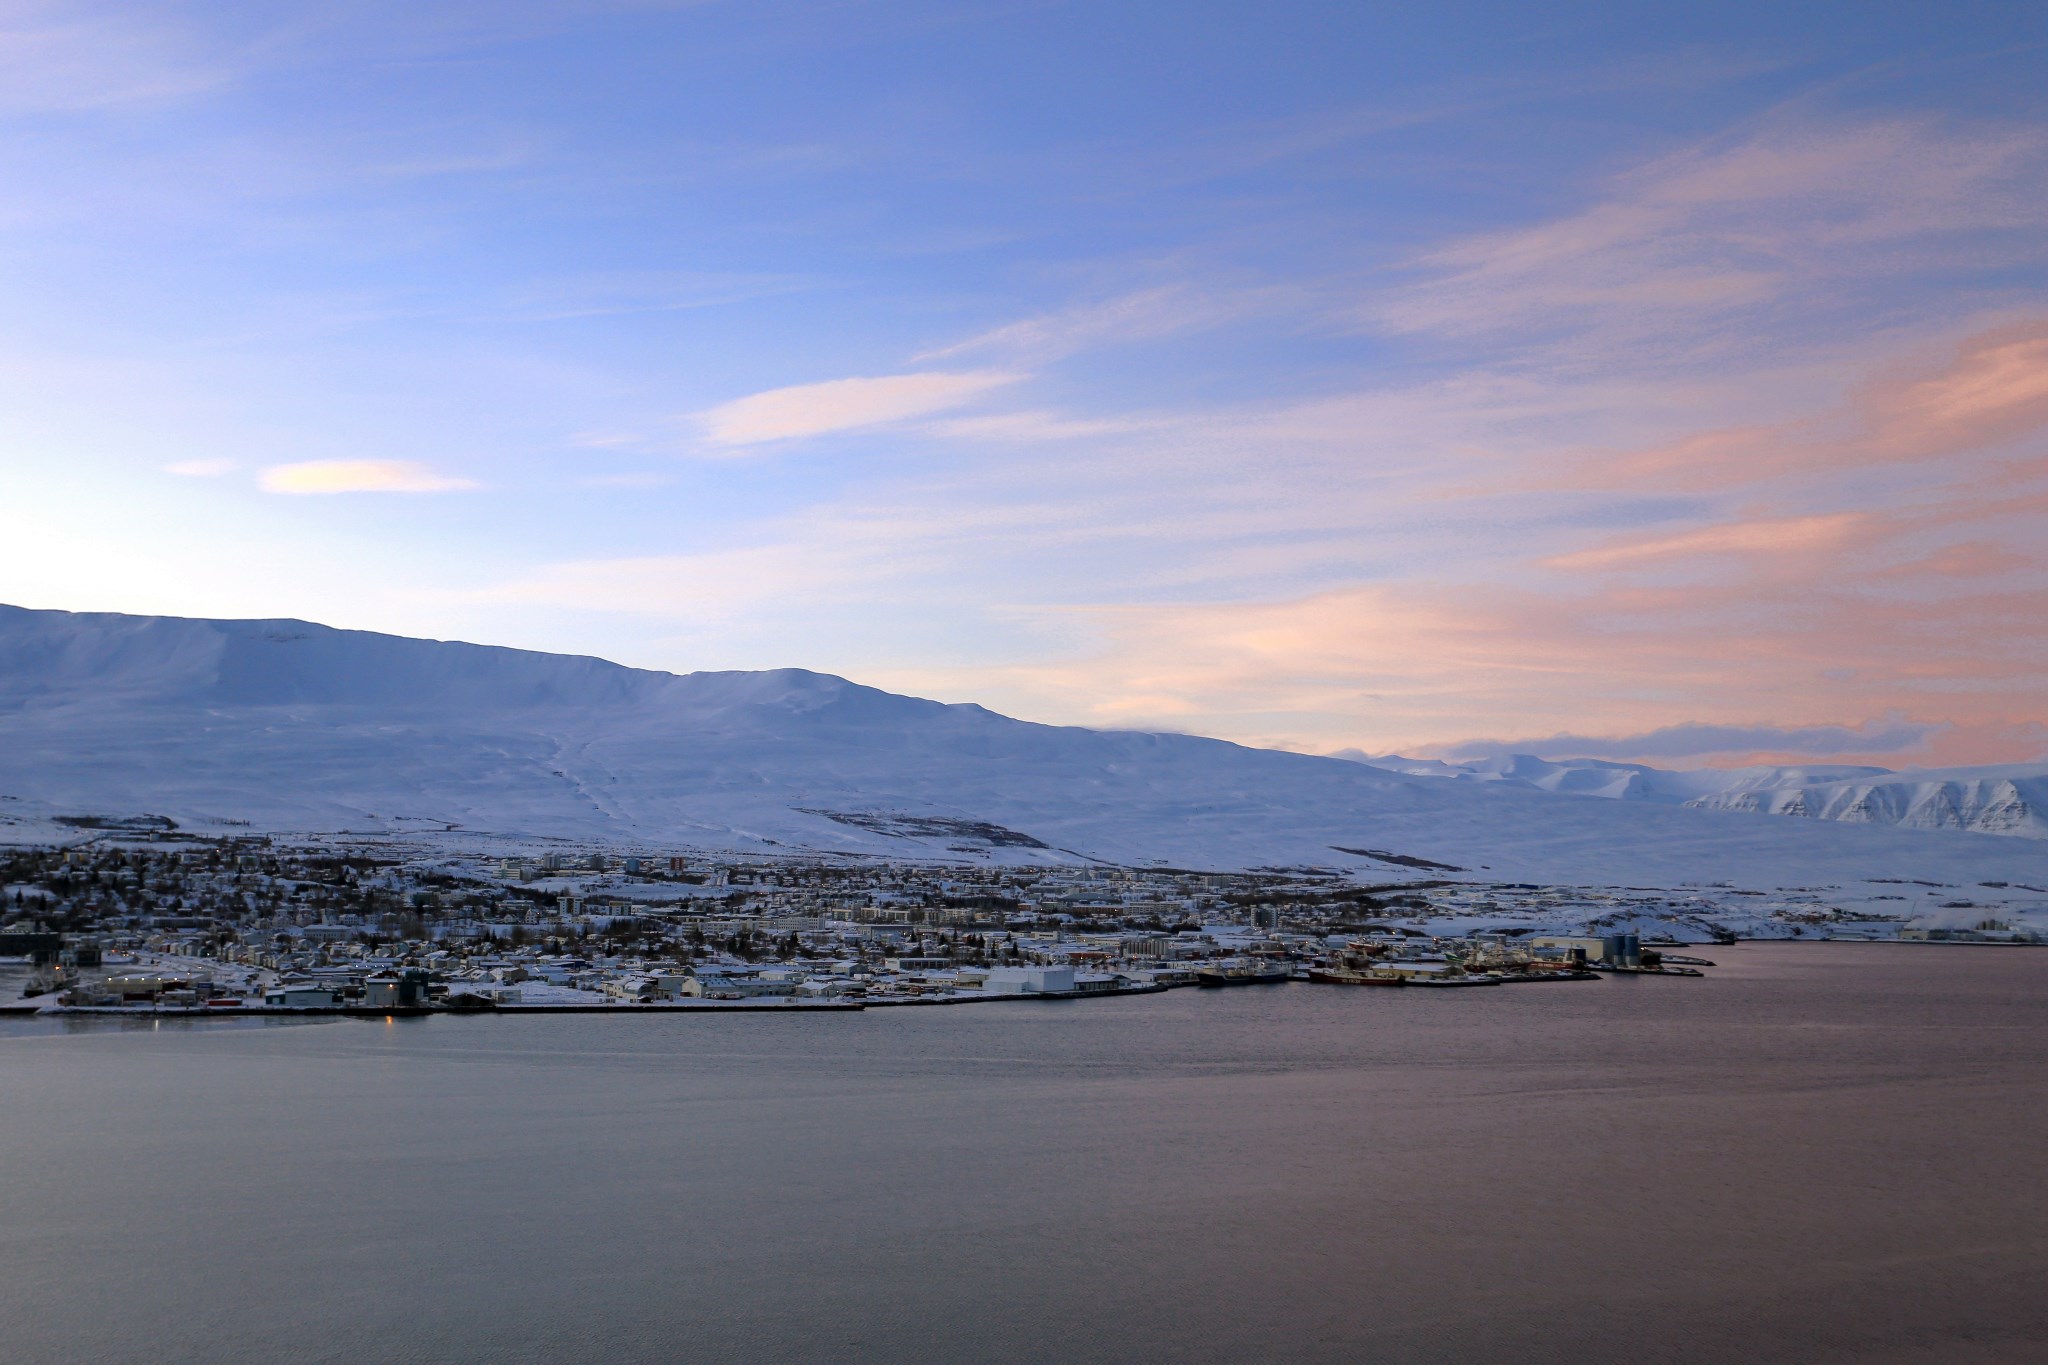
914 285 1278 365
1540 320 2048 492
576 471 674 489
923 409 1160 443
472 497 1048 624
502 269 810 323
1379 121 2048 358
891 563 2048 765
1541 512 1866 573
163 458 236 477
1861 322 2048 460
259 460 477 494
699 370 1022 446
0 2 228 114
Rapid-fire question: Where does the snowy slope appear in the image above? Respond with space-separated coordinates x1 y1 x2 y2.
3 605 2046 894
1339 751 2048 839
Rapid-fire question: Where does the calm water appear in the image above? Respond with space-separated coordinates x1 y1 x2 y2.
4 944 2047 1364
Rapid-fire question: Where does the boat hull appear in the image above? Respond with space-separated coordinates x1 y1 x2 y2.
1196 969 1293 987
1306 968 1407 986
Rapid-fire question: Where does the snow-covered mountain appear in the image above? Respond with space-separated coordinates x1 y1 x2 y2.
3 605 2046 895
1336 751 2048 839
1685 766 2048 838
1336 752 1894 803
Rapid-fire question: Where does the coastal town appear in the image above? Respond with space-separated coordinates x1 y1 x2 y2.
3 831 2040 1014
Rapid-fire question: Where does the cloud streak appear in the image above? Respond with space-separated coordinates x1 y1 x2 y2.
164 458 236 477
1536 320 2048 494
0 3 228 114
915 285 1279 365
1379 121 2048 361
699 371 1022 446
259 460 477 494
1540 512 1869 574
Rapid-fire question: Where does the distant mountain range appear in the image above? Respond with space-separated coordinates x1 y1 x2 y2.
1335 752 2048 839
2 605 2045 895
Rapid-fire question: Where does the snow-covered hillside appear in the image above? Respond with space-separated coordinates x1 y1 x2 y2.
1338 752 2048 839
3 606 2045 900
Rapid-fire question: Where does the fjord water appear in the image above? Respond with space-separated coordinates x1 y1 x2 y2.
4 945 2046 1364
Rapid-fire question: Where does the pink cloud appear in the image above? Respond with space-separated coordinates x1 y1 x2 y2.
1550 319 2048 492
1541 512 1866 573
886 558 2048 767
1381 122 2047 346
1861 322 2048 460
699 371 1021 446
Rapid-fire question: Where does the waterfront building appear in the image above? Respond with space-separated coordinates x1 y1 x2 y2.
264 982 339 1007
363 969 433 1008
679 969 797 999
984 965 1076 994
1530 934 1642 967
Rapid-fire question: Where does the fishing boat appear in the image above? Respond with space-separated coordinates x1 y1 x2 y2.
1307 944 1505 987
1306 964 1407 986
1195 959 1293 987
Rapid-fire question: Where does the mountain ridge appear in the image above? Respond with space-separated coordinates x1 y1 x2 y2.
3 605 2045 897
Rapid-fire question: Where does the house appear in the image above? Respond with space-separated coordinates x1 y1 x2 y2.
648 971 693 999
604 974 661 1002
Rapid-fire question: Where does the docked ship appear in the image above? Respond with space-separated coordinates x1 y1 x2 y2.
1307 943 1504 987
1306 963 1502 987
1195 959 1293 987
1400 970 1502 987
1305 963 1407 986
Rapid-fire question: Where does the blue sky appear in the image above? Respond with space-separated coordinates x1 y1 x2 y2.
4 1 2047 764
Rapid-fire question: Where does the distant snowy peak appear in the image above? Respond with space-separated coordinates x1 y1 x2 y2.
1686 770 2048 839
1336 750 2048 839
1335 751 1892 801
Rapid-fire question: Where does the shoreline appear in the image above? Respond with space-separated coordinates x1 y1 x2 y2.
3 979 1176 1018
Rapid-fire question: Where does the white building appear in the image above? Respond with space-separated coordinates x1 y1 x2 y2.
984 965 1076 995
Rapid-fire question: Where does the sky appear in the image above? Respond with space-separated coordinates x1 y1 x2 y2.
2 0 2046 768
